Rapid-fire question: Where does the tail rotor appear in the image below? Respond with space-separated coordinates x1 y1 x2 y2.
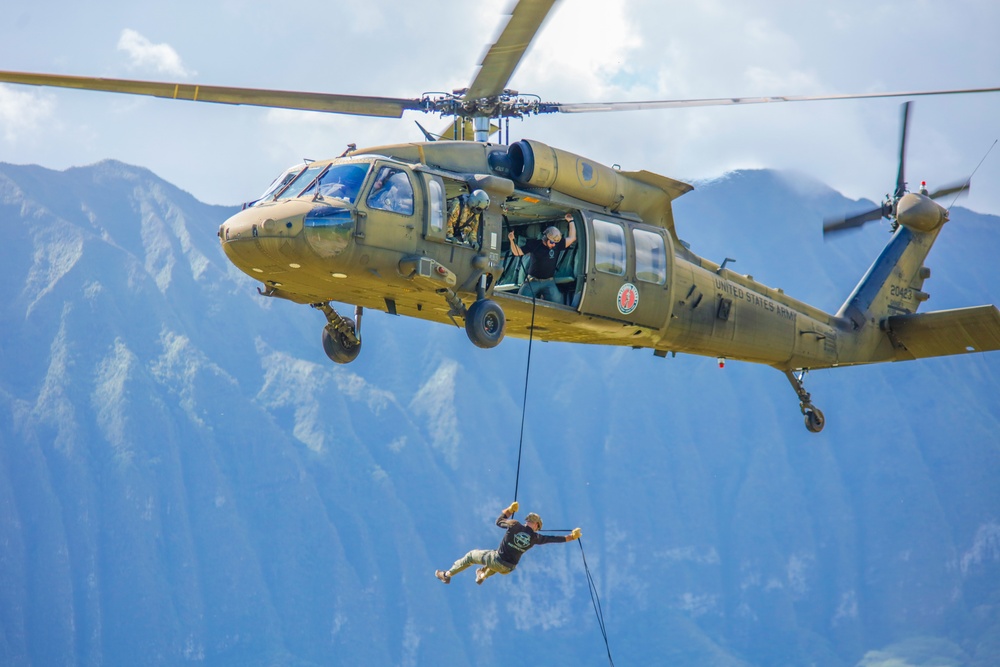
823 101 970 237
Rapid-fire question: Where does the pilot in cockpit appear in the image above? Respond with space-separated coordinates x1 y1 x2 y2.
367 167 414 214
306 163 369 203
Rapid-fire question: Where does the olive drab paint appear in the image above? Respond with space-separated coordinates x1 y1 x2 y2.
2 0 998 433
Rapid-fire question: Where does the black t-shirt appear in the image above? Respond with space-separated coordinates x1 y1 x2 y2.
495 514 567 568
522 238 568 280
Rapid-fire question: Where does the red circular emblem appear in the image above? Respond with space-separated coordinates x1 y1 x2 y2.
617 283 639 315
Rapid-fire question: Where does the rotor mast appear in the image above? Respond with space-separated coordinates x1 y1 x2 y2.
473 116 491 143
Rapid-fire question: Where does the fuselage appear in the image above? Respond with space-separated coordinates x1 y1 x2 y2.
218 139 947 373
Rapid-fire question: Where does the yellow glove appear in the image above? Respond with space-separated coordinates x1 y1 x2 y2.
568 527 582 541
504 501 519 515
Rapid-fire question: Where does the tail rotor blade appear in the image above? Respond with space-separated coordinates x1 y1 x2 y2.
823 206 885 236
895 101 911 197
927 179 971 200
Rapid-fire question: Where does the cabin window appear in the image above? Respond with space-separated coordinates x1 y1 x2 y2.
592 218 626 276
300 163 371 203
634 229 666 285
367 167 414 215
428 178 445 231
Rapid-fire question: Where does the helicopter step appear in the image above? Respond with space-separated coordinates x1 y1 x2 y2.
783 369 825 433
313 302 363 364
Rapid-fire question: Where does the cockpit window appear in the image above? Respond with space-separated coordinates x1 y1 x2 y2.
300 163 371 204
272 164 325 201
366 167 414 215
255 165 306 204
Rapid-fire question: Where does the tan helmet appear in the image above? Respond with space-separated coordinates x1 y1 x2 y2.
543 226 562 243
525 512 543 529
468 189 490 210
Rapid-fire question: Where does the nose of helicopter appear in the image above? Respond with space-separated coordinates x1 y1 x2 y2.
218 200 311 242
218 200 313 278
219 199 357 284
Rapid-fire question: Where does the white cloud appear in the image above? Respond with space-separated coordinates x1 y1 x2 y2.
0 84 54 142
117 29 193 78
409 359 461 467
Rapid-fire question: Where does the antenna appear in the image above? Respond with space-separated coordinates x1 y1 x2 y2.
947 139 997 211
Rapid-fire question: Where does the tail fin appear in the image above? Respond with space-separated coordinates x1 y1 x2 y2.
837 223 939 330
836 208 1000 365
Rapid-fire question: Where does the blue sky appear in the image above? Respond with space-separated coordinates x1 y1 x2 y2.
2 0 999 218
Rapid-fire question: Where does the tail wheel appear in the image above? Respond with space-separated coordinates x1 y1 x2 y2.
804 408 825 433
322 317 361 364
465 299 506 349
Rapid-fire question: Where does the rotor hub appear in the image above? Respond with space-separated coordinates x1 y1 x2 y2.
419 89 554 120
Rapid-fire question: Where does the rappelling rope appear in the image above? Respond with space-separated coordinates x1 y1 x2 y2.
542 530 615 667
510 257 614 665
512 285 538 504
578 538 615 666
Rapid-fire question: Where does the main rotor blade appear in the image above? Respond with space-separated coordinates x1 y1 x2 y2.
895 101 911 198
551 86 1000 113
823 207 885 236
0 71 425 118
465 0 558 100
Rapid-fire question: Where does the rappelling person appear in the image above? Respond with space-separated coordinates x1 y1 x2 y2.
434 501 582 585
446 189 490 246
508 212 577 303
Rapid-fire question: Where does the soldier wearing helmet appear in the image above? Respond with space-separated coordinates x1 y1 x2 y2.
435 501 581 586
508 212 577 303
446 189 490 247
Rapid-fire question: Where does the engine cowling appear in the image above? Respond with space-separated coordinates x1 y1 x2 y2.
504 139 693 232
507 139 625 207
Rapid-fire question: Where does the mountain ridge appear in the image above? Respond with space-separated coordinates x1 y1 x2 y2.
1 159 997 666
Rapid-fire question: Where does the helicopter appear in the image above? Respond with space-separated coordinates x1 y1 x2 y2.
2 0 999 433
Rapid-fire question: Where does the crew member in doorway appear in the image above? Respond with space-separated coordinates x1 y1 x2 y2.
508 213 577 303
434 501 581 586
446 189 490 246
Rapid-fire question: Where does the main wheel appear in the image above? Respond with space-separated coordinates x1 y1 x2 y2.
321 317 361 364
804 408 825 433
465 299 506 349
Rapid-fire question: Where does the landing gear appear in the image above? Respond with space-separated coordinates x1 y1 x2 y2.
439 274 506 349
804 408 825 433
462 273 506 349
465 298 506 348
313 302 362 364
321 318 361 363
783 369 825 433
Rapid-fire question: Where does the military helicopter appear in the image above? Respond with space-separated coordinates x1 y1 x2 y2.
2 0 999 433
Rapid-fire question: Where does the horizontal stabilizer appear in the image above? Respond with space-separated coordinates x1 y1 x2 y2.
886 305 1000 360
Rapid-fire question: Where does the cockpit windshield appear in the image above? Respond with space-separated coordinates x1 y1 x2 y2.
255 164 306 203
253 162 372 207
272 163 326 201
300 163 372 204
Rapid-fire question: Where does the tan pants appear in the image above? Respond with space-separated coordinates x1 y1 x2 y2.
449 549 514 579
